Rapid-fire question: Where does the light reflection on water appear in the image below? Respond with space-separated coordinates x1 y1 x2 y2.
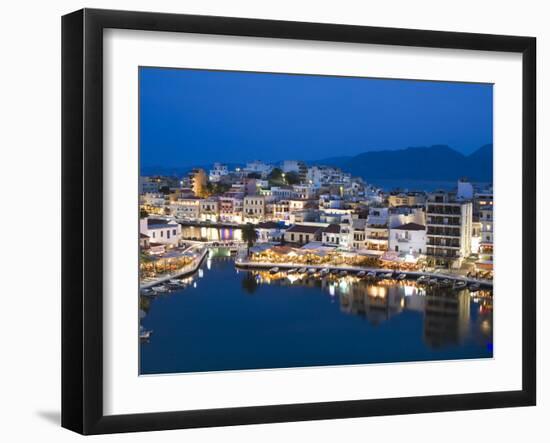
140 257 493 374
181 226 242 241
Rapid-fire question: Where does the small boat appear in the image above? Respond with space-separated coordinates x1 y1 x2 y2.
417 275 428 283
169 279 181 285
320 268 330 277
140 288 154 296
339 270 348 277
440 279 451 287
382 272 393 279
469 283 481 292
269 267 280 274
287 268 298 274
396 273 406 281
454 281 467 290
152 285 168 293
139 327 152 340
357 271 366 278
330 269 340 275
308 268 317 275
298 267 307 273
367 271 377 279
428 278 439 286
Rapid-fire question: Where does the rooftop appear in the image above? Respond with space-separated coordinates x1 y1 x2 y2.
393 222 426 231
323 224 341 234
286 224 325 234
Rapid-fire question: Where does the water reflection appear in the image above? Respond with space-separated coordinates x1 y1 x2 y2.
140 258 493 374
247 269 493 351
181 225 242 241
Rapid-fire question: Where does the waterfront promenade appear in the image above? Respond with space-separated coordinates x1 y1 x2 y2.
140 247 209 289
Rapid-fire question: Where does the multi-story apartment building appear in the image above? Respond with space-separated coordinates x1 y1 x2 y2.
365 207 389 253
188 168 207 197
478 206 493 268
199 198 220 222
281 160 308 183
170 197 201 220
139 192 167 215
425 192 473 267
218 196 243 223
243 195 266 223
208 163 229 182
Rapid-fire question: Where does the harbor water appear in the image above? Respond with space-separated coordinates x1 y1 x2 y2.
140 256 493 375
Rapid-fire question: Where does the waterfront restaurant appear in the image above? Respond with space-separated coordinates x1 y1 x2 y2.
248 243 381 268
140 249 194 279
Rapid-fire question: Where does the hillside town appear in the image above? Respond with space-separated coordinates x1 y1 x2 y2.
139 160 493 285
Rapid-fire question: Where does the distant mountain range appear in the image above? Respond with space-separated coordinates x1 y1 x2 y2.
314 144 493 182
141 144 493 183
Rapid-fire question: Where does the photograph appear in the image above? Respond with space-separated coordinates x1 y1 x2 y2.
138 67 494 375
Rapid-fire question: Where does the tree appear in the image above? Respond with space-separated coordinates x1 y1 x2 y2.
285 170 301 185
241 223 258 254
267 167 284 185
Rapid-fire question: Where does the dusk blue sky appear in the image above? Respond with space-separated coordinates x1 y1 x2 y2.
140 67 493 171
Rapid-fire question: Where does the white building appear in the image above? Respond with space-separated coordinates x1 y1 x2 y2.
255 222 286 243
243 160 273 177
306 166 350 187
139 218 181 247
389 222 427 254
322 224 342 247
208 163 229 182
170 197 201 220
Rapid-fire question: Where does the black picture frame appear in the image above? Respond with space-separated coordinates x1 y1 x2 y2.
62 8 536 435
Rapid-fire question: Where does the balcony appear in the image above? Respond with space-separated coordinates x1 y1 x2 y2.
367 235 389 241
427 242 460 249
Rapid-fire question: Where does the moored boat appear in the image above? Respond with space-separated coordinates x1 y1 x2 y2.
298 267 307 273
417 275 428 283
357 271 366 278
140 326 153 340
287 268 298 274
382 272 393 279
396 273 406 280
454 280 467 290
428 278 439 286
153 285 168 293
269 267 280 274
308 268 316 275
469 283 481 292
339 270 348 277
320 268 330 277
366 271 376 279
330 269 340 275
